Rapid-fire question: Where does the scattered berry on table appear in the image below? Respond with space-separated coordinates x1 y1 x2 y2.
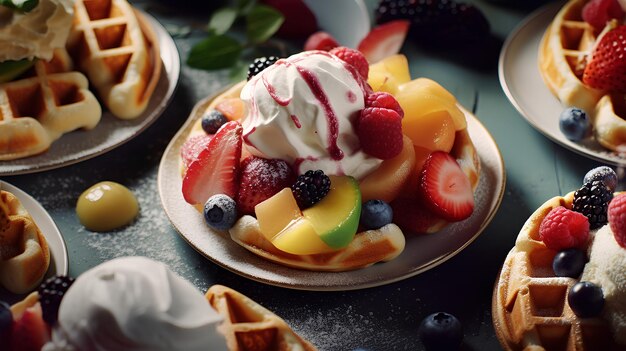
584 166 618 192
38 275 75 325
365 92 404 118
418 312 463 351
247 56 279 80
291 170 331 209
552 249 587 278
568 281 605 318
360 199 394 230
582 0 625 31
539 206 590 250
261 0 318 39
559 107 590 142
357 107 403 159
201 109 228 134
303 31 340 51
0 300 12 338
583 25 626 93
203 194 238 231
608 193 626 248
237 156 295 215
572 180 613 229
329 46 370 79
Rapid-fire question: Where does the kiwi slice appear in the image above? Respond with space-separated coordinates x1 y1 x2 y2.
0 59 36 83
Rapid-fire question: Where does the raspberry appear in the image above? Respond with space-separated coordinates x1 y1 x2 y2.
572 180 613 229
357 107 403 160
539 206 590 251
247 56 279 80
608 193 626 248
291 170 331 209
329 47 369 79
365 92 404 118
38 275 75 325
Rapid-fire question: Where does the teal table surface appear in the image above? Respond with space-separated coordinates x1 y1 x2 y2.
1 0 610 350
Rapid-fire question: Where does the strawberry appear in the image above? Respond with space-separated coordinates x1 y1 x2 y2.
261 0 318 39
608 193 626 248
237 156 295 215
357 107 403 160
391 196 442 234
357 20 410 63
329 46 369 79
582 25 626 93
365 92 404 118
418 151 474 221
539 206 590 250
10 303 50 351
304 31 340 51
182 121 242 205
180 134 213 169
582 0 624 31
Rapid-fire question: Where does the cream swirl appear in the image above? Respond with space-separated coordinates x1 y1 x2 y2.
47 256 228 351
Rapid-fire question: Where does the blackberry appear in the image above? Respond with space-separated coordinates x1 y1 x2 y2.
201 109 228 134
38 275 75 325
247 56 279 80
572 180 613 229
291 170 331 209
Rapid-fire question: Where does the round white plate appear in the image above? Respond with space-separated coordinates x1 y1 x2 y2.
499 2 626 165
0 181 68 304
157 90 505 291
0 11 180 176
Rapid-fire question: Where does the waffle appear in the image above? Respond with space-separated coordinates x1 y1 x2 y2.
492 192 624 351
0 49 102 160
0 190 50 294
538 0 626 151
68 0 162 120
206 285 317 351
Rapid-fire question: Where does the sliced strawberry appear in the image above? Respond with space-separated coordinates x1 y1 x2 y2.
418 151 474 221
237 156 295 215
10 303 50 351
583 25 626 93
357 20 410 64
182 121 242 205
582 0 624 31
181 134 213 169
391 196 442 234
304 31 340 51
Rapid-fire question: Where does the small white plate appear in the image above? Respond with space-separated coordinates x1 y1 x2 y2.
499 2 626 165
157 89 505 291
0 181 68 304
0 11 180 175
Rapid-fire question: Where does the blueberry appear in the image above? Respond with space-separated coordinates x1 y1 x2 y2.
553 249 586 278
583 166 618 192
203 194 237 231
360 200 393 230
201 110 228 134
0 301 12 337
418 312 463 350
559 108 590 141
568 281 604 318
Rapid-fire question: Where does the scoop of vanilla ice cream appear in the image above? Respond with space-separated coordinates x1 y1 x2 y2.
240 50 382 179
45 256 228 351
0 0 73 61
581 226 626 345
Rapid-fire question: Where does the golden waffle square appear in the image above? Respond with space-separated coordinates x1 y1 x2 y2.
68 0 162 120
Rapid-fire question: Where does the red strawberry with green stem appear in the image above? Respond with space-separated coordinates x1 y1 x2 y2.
583 25 626 93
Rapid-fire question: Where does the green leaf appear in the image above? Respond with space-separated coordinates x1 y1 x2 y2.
246 5 284 44
0 0 38 12
187 35 243 70
229 61 249 82
236 0 256 15
207 7 238 35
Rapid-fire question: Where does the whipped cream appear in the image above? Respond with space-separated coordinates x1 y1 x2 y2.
0 0 73 61
581 226 626 345
44 256 228 351
241 50 382 180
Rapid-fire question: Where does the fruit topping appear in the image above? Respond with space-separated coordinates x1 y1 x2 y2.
568 281 605 318
38 275 75 325
365 91 404 118
203 194 238 231
303 31 340 51
552 249 587 278
357 20 410 64
247 56 279 81
418 151 474 221
573 180 613 229
559 107 590 142
368 54 411 94
608 193 626 248
0 300 12 340
180 134 213 169
582 0 625 31
357 107 404 160
329 46 370 79
215 98 246 120
237 156 295 215
360 199 394 230
9 302 49 351
291 170 331 209
261 0 318 39
583 25 626 93
182 121 243 205
201 109 228 134
418 312 463 351
584 166 618 192
539 206 590 250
